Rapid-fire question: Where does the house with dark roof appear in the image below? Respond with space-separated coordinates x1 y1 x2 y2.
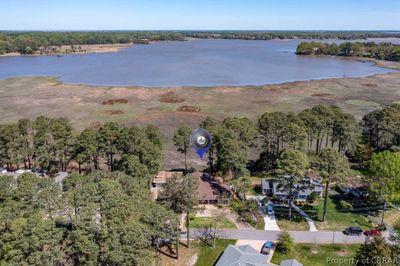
151 171 233 204
198 173 233 204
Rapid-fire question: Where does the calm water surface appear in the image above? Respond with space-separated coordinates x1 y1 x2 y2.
0 39 397 87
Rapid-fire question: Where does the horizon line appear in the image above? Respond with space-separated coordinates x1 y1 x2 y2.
1 29 400 32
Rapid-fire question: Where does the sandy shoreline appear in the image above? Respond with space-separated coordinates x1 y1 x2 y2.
0 43 134 57
356 58 400 70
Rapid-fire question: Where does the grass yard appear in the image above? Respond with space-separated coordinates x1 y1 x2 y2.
303 197 372 231
160 239 236 266
271 244 361 266
189 217 237 229
160 242 198 266
378 207 400 227
255 216 266 230
247 186 263 196
274 207 309 231
195 239 237 266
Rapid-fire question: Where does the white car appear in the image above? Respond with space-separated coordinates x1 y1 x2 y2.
15 169 32 175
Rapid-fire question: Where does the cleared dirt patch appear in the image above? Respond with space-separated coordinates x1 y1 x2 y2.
312 93 335 97
90 122 102 129
177 105 201 112
362 83 378 88
101 98 128 105
103 110 124 115
159 91 185 103
345 99 380 108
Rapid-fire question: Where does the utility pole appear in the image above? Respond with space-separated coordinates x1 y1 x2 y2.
381 195 388 228
176 222 179 260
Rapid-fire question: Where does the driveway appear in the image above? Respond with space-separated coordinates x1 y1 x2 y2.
235 240 275 263
236 239 264 252
263 214 280 231
54 171 68 190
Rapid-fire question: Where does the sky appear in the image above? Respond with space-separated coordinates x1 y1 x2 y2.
1 0 399 31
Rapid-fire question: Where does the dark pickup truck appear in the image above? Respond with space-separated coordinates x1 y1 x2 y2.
343 226 363 236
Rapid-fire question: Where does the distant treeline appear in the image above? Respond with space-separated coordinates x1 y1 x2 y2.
1 31 400 54
296 41 400 62
0 31 185 54
183 31 400 41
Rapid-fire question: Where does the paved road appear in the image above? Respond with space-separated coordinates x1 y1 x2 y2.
188 229 390 244
54 171 68 183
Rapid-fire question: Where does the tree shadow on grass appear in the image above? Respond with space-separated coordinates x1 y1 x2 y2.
274 207 309 223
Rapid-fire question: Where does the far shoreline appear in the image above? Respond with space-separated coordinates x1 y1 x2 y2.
0 43 134 57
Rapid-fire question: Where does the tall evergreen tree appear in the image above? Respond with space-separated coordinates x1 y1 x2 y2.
276 149 309 220
173 125 192 173
312 148 350 222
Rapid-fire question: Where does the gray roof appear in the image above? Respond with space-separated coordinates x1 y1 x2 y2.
280 259 303 266
261 177 323 197
215 245 272 266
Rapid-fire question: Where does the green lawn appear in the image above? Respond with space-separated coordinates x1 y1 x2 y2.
161 240 236 266
195 239 237 266
303 196 372 231
255 216 265 230
189 217 237 229
247 186 263 196
375 207 400 227
274 207 309 231
248 175 266 183
271 244 361 266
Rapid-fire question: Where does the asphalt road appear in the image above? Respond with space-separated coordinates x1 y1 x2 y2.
187 229 390 244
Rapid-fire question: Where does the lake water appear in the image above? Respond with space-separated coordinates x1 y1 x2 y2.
0 39 398 87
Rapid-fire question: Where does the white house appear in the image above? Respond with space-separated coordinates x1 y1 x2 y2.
261 176 323 201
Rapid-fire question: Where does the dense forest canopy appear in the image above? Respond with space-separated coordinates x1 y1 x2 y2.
0 171 179 265
1 30 400 54
296 41 400 62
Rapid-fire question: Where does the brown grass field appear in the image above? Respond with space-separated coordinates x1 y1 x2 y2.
1 72 400 168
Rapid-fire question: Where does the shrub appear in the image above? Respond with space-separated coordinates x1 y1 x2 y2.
309 191 319 202
338 200 353 210
276 231 294 254
230 199 242 213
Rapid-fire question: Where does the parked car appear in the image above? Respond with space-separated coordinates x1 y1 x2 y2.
15 169 32 175
343 227 363 236
349 188 368 199
267 205 274 215
260 241 273 255
364 229 381 237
